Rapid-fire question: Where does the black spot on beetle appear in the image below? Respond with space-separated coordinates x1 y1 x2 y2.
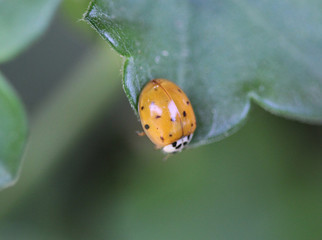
169 134 173 137
141 106 144 110
177 88 182 93
183 111 187 117
156 115 161 119
186 101 190 105
187 135 190 140
170 118 175 122
172 142 177 147
175 144 182 149
144 124 150 130
160 136 164 142
191 123 194 127
183 142 188 146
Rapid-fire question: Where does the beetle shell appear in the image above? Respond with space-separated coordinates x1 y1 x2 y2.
138 79 196 153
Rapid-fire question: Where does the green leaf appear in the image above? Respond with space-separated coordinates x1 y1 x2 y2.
85 0 322 147
0 72 27 190
0 0 61 63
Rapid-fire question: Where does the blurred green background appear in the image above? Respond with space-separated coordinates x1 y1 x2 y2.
0 3 321 240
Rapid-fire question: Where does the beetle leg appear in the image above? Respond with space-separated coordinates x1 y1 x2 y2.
136 131 146 136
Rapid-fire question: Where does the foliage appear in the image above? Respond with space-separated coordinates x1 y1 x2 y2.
0 0 60 188
0 73 27 189
85 0 322 147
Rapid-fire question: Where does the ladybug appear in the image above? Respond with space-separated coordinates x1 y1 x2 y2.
138 79 196 153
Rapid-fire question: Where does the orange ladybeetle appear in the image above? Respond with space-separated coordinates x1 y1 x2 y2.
138 79 196 153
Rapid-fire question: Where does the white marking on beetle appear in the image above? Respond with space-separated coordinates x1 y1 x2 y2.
149 102 162 115
168 100 178 122
163 134 193 153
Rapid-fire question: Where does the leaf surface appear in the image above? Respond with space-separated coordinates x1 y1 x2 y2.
85 0 322 146
0 72 27 189
0 0 61 62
